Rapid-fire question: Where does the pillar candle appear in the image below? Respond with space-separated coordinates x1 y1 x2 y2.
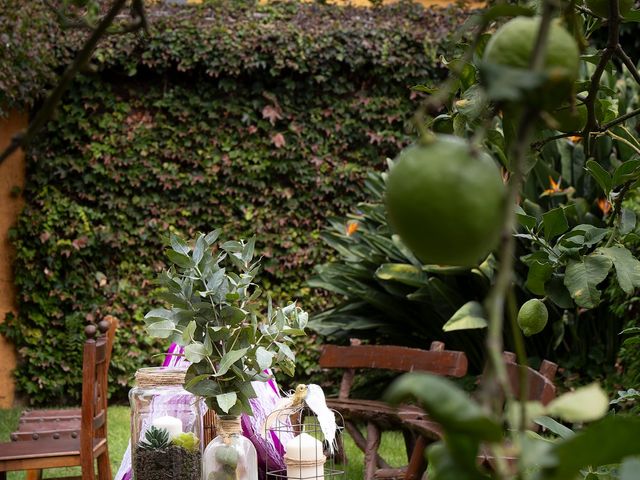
285 432 325 480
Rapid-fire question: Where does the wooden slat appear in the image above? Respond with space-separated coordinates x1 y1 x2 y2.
20 410 80 420
11 429 80 442
319 345 468 377
0 438 106 463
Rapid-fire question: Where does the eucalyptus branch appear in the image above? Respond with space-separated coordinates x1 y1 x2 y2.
0 0 144 165
582 0 621 157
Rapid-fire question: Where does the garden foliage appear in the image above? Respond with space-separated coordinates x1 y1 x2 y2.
0 0 466 404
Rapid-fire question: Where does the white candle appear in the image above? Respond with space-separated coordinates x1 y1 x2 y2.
151 415 183 440
285 433 325 479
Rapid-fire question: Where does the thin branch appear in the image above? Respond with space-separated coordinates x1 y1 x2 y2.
532 132 581 150
600 106 640 131
0 0 135 165
615 44 640 87
582 0 621 157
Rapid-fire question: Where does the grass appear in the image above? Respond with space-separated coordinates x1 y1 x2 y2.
0 406 408 479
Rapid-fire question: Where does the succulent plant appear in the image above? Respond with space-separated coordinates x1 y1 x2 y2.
172 432 200 452
138 426 170 450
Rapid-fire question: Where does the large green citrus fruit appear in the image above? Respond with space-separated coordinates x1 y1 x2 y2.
517 299 548 336
483 16 580 108
586 0 633 18
385 135 505 266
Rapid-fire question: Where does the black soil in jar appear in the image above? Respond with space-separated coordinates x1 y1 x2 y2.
134 445 202 480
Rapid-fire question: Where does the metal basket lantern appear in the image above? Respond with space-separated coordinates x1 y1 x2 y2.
264 405 345 480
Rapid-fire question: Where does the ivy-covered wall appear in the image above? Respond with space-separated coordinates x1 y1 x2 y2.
0 0 466 405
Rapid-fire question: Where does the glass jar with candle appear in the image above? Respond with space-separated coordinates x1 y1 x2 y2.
203 415 258 480
129 367 204 480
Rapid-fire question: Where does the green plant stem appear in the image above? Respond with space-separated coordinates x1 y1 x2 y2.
582 0 621 158
507 287 530 433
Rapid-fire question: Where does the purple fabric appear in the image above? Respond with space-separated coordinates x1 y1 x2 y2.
115 343 289 480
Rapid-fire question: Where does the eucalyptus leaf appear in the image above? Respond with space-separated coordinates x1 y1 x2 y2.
146 319 175 339
167 250 195 269
215 347 249 377
216 392 238 414
184 342 212 363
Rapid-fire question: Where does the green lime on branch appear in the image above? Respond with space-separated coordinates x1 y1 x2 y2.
483 16 580 108
517 299 549 336
385 135 506 267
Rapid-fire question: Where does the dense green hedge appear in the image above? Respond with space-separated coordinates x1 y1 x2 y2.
0 0 466 405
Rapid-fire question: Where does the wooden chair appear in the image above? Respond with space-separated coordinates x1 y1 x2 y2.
401 351 558 479
318 340 469 480
11 316 118 447
0 320 114 480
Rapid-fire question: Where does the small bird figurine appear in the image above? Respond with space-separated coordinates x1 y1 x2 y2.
263 384 337 454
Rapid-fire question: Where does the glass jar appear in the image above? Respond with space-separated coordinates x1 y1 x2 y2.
129 367 203 480
203 415 258 480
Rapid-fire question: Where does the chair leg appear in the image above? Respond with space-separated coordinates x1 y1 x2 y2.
364 422 381 480
26 470 44 480
405 435 428 480
81 456 96 480
98 450 112 480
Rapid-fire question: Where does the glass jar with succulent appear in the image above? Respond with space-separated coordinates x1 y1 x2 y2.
144 229 308 480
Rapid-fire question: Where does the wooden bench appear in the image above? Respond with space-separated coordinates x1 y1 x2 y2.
319 341 468 480
400 352 558 479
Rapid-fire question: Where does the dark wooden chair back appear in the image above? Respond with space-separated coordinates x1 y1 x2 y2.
502 351 558 405
319 341 468 399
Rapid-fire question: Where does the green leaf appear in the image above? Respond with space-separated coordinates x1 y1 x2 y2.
585 160 612 195
255 346 274 370
221 306 246 325
182 320 196 343
542 208 569 241
204 229 221 246
215 347 249 377
480 62 546 103
170 233 190 255
515 205 537 230
216 392 238 414
385 373 502 442
146 319 175 339
546 383 609 423
620 208 637 236
534 416 574 439
564 255 613 308
540 416 640 480
526 261 554 296
596 246 640 295
166 250 195 269
184 342 212 363
442 301 487 332
425 437 488 480
192 234 206 265
188 379 221 397
375 263 428 287
276 341 295 361
612 159 640 187
242 237 256 264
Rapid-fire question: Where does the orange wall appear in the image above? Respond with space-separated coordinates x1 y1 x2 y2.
0 110 26 408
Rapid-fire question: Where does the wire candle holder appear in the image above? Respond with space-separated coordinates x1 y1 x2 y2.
264 405 345 480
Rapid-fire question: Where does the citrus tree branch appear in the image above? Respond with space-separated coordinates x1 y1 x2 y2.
0 0 141 165
582 0 621 157
615 44 640 87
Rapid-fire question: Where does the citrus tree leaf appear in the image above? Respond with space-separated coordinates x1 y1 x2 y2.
563 255 613 308
540 416 640 480
375 263 429 287
526 261 554 296
216 392 237 414
546 383 609 423
442 301 488 332
542 207 569 241
385 373 502 442
620 208 637 235
595 246 640 295
585 160 612 195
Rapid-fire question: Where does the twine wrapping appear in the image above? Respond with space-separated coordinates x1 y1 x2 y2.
216 415 243 445
134 367 187 388
284 455 327 468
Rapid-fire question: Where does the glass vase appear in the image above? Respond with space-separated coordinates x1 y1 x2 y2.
203 415 258 480
129 367 203 480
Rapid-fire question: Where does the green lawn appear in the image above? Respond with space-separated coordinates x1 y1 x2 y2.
0 406 408 479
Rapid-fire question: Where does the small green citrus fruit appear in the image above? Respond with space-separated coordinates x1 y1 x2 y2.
385 135 505 267
517 299 548 336
483 16 580 108
585 0 633 18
